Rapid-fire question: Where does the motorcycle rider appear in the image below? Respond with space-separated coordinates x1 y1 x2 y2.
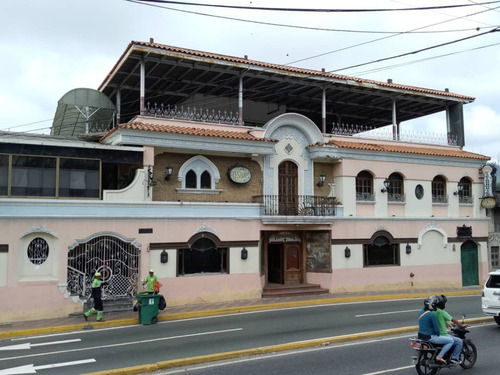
433 294 465 365
417 296 454 364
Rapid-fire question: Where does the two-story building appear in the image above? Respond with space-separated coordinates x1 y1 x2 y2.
0 40 492 322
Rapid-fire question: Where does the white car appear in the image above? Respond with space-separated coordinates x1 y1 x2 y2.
482 269 500 325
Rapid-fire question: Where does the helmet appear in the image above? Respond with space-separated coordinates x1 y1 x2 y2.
435 295 447 310
424 295 440 311
95 272 102 277
149 269 154 273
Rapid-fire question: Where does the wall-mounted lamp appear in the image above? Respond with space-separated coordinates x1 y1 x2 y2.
344 246 351 258
317 174 326 188
381 179 390 193
241 247 248 260
160 250 169 263
453 184 464 196
406 243 412 254
164 166 173 181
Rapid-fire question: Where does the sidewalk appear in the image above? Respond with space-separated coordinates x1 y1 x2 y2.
0 286 483 339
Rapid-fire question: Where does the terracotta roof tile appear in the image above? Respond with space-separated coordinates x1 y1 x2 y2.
101 122 274 142
114 41 474 101
327 139 489 160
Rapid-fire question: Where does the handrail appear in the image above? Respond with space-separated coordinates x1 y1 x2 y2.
252 195 339 216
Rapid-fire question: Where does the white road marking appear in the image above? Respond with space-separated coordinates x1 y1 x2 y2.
362 365 414 374
0 339 81 351
356 309 420 317
0 328 243 362
0 358 95 374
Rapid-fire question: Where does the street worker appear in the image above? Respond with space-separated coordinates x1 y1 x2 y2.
144 269 159 293
84 272 107 322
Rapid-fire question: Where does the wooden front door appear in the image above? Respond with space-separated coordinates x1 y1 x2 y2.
285 244 302 284
278 161 298 215
461 240 479 286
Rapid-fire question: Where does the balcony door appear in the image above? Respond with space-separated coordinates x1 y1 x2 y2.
278 161 298 215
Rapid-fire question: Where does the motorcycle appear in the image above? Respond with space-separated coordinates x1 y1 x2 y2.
409 323 477 375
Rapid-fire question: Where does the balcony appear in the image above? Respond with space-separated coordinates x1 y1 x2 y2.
252 195 340 218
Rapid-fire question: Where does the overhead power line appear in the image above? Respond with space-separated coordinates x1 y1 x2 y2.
131 0 500 13
126 0 490 34
330 26 499 73
285 4 500 65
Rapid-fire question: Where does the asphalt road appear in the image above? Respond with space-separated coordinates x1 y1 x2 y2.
0 295 486 374
162 322 500 375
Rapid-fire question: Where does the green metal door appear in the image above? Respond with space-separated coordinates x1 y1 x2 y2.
461 241 479 286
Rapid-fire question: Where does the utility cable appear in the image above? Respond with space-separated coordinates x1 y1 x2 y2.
330 26 499 73
125 0 493 35
131 0 500 13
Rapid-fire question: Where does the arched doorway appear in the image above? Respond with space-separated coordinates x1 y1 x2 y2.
278 161 298 215
461 240 479 286
67 234 140 300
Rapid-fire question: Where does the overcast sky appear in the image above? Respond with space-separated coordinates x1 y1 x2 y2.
1 0 499 161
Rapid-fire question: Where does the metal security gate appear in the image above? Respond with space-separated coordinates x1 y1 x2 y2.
67 234 140 300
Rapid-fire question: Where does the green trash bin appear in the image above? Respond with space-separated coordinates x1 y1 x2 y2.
136 292 162 325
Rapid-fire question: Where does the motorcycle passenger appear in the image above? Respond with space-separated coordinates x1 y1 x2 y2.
433 295 464 365
417 296 454 364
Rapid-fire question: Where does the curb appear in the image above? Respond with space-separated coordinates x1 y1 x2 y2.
84 316 493 375
0 290 482 339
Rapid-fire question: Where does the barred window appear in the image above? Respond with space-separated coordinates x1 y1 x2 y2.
27 237 49 265
356 171 374 201
458 177 473 204
387 173 404 202
432 175 447 203
491 246 499 269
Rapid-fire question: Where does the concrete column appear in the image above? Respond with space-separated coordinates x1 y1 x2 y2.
140 58 145 115
322 88 326 134
392 98 397 140
238 75 243 125
116 89 121 125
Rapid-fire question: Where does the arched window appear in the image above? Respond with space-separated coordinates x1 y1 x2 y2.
387 172 404 202
200 171 211 189
458 177 473 204
178 156 221 192
356 171 374 201
185 170 197 188
432 175 447 203
177 236 228 275
363 235 400 266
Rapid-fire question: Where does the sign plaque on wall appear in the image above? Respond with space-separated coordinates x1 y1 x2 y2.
228 166 251 184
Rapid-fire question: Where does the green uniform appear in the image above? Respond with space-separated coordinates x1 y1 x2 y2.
84 277 105 321
145 274 158 292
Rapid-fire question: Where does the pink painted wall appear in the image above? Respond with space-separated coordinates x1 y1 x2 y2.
162 273 262 306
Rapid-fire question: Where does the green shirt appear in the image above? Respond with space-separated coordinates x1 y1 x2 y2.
145 274 158 292
434 308 452 336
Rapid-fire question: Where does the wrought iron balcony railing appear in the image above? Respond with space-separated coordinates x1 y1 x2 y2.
251 195 339 216
432 194 449 204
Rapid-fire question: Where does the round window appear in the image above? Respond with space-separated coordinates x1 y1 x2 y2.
415 184 424 200
27 237 49 265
